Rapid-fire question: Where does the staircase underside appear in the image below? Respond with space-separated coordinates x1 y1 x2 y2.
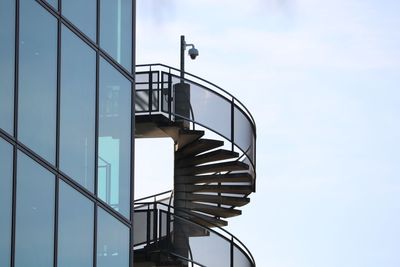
136 114 254 228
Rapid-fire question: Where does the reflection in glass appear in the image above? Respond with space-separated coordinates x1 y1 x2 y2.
98 58 131 217
62 0 96 41
18 0 57 164
0 0 15 134
97 208 129 267
0 138 13 267
15 152 55 267
58 181 94 267
100 0 132 71
60 26 96 192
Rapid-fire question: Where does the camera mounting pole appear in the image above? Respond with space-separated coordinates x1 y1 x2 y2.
180 35 199 80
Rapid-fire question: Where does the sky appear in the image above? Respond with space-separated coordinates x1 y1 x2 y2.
135 1 400 266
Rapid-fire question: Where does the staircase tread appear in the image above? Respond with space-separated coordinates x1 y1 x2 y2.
175 193 250 207
177 149 239 167
176 139 224 159
176 161 249 175
175 172 253 184
180 202 242 218
181 210 228 227
175 184 253 194
176 129 205 149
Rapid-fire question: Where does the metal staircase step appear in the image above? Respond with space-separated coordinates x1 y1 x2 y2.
179 202 241 218
176 129 205 149
175 184 253 195
175 161 249 176
175 172 253 184
175 139 224 159
176 149 239 167
182 211 228 227
176 193 250 207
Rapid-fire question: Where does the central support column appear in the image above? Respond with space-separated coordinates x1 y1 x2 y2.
173 148 189 266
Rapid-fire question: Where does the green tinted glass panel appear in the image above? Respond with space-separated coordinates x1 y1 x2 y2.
60 26 96 192
100 0 132 71
98 58 131 217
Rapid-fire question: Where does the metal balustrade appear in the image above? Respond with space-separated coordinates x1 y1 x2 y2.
134 195 256 267
135 64 257 190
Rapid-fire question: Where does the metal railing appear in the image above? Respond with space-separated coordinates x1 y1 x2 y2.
134 196 256 267
135 64 257 190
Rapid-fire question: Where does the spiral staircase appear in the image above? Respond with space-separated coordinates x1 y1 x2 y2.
134 64 256 267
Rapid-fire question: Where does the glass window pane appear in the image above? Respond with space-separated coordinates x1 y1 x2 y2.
62 0 96 41
97 208 129 267
45 0 58 10
98 58 131 217
60 26 96 192
100 0 132 71
15 151 55 267
0 0 15 134
18 0 57 164
0 138 13 267
58 181 94 267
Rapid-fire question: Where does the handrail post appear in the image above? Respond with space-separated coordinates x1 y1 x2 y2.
153 203 158 242
168 73 172 120
230 236 234 267
149 71 153 114
231 97 235 152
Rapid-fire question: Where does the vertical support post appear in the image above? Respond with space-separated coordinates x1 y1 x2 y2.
231 98 235 152
180 35 185 80
168 73 172 120
149 71 153 114
11 0 19 266
230 237 234 267
153 206 158 242
146 207 151 247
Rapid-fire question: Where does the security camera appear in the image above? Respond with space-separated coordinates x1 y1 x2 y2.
188 47 199 60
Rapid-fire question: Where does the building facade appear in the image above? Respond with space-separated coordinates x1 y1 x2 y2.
0 0 135 266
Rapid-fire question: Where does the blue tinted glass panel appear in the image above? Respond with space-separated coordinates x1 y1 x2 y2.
15 152 55 267
98 58 131 217
100 0 132 71
19 0 57 164
0 138 13 267
0 0 15 134
58 181 94 267
45 0 58 10
60 26 96 192
97 208 129 267
63 0 96 41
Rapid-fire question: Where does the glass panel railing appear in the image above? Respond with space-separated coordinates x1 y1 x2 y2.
234 105 256 166
135 71 160 113
133 201 255 267
135 64 256 186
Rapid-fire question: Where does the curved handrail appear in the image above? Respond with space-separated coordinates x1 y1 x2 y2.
134 200 256 266
135 64 257 182
133 190 172 203
136 63 257 130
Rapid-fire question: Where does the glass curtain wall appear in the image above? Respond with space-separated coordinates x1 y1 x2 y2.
0 138 13 267
98 58 131 217
0 0 15 135
18 0 57 164
0 0 134 267
60 25 96 192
